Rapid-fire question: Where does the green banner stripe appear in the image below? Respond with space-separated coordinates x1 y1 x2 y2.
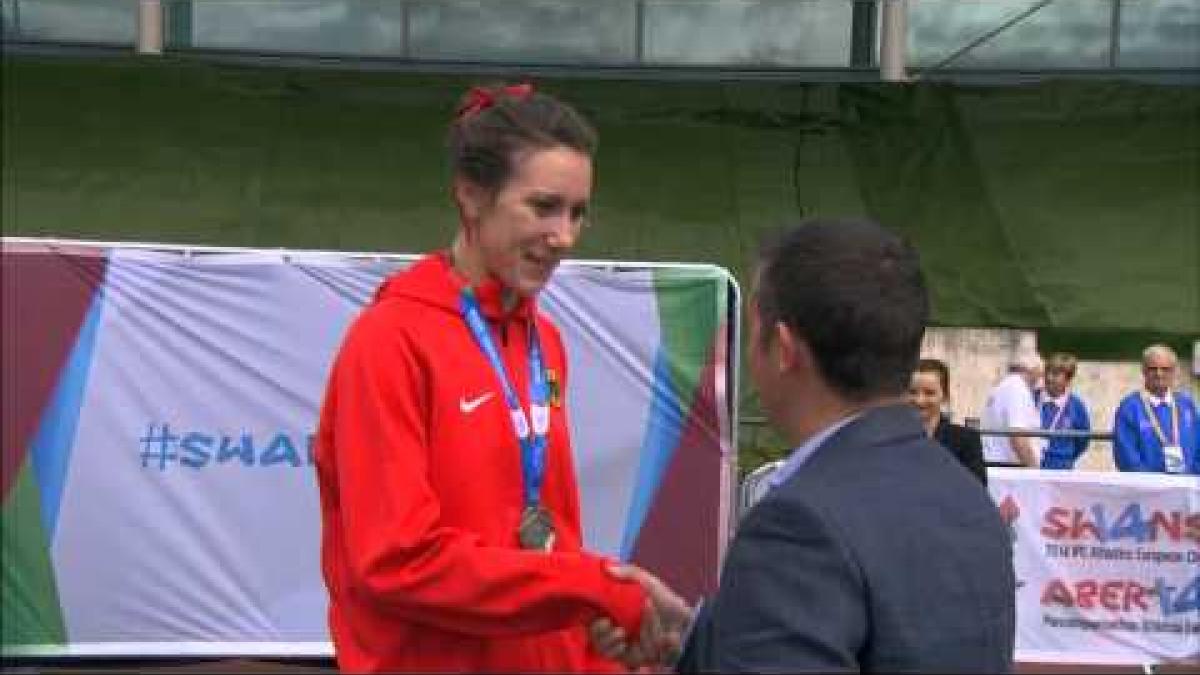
652 267 726 413
2 461 66 651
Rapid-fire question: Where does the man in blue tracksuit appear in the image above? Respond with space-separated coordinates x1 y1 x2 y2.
1112 344 1199 475
1038 353 1092 470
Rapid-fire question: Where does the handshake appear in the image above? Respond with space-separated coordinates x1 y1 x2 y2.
590 564 695 670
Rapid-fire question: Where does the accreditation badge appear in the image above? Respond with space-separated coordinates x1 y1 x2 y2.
511 409 530 440
1163 445 1185 474
531 404 549 435
518 505 555 552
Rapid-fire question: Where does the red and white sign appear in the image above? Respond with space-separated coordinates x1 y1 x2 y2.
990 468 1199 665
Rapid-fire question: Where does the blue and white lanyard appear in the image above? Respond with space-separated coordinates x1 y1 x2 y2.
1139 393 1178 446
1041 396 1068 430
460 289 550 509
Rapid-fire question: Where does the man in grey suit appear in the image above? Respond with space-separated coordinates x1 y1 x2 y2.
591 218 1015 672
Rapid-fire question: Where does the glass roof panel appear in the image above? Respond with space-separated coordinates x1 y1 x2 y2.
642 0 854 67
1117 0 1200 68
909 0 1113 69
2 0 135 46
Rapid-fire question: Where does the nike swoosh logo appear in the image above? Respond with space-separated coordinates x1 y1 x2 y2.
459 392 495 414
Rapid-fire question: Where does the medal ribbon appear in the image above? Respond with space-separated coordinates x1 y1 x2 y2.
1138 393 1178 447
461 289 550 510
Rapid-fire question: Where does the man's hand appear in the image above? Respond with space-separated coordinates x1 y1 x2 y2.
589 564 693 669
590 597 663 669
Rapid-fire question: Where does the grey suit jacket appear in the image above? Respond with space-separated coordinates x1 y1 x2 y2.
677 404 1015 673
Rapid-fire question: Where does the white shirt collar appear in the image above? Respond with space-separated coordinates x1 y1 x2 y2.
768 412 864 489
1144 390 1174 407
1042 392 1069 408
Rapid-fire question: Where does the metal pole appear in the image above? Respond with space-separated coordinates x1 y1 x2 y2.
136 0 163 55
975 428 1114 442
850 0 879 69
634 0 645 66
1109 0 1122 68
402 0 411 60
879 0 908 82
11 0 23 38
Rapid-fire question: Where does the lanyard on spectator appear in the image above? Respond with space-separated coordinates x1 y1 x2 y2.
1044 398 1068 430
1138 393 1178 446
460 289 549 509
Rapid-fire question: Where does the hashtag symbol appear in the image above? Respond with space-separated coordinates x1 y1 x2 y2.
139 423 178 471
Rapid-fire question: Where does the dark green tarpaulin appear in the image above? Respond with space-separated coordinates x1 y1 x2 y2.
3 57 1197 357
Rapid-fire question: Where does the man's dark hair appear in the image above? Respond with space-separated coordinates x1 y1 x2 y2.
756 218 929 402
447 84 597 193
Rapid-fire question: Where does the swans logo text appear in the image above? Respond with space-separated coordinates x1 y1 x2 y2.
1040 504 1200 545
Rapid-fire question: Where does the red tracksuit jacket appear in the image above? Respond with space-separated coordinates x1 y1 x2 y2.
315 253 645 672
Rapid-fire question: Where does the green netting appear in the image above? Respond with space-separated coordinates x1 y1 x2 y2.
3 56 1197 355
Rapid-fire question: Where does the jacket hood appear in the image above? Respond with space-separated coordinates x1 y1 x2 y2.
373 251 537 321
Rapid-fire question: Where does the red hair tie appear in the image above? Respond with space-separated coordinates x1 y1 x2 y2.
456 83 535 119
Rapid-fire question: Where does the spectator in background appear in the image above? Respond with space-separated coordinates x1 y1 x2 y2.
909 358 987 484
981 351 1045 467
1037 353 1092 470
1112 344 1199 475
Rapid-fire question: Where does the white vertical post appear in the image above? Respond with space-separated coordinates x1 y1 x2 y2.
136 0 163 55
879 0 908 82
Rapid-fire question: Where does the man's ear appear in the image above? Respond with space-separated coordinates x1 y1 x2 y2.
776 322 818 380
774 321 798 372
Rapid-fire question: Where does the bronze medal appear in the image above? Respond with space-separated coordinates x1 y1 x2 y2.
518 505 555 552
